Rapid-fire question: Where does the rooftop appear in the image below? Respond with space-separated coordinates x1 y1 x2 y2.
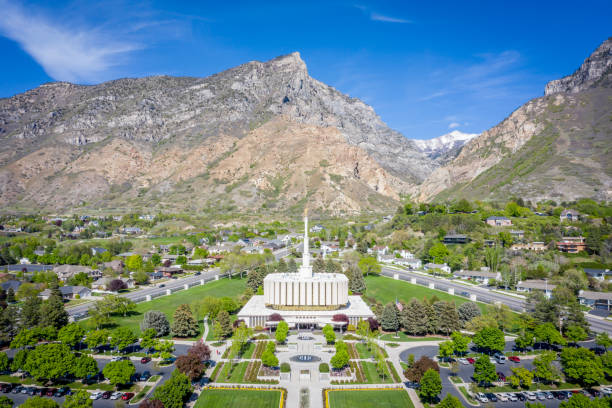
264 272 348 283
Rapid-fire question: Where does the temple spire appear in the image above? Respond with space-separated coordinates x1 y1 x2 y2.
299 208 313 277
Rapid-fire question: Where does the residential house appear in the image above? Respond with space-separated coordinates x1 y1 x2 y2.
510 242 547 251
39 285 91 300
242 245 263 254
123 227 142 235
454 270 501 285
516 280 556 298
91 247 108 256
148 271 164 280
484 240 496 247
397 250 414 259
101 260 124 274
509 230 525 240
320 241 340 256
310 224 324 233
584 268 612 281
139 215 155 221
424 263 451 274
560 209 581 223
0 280 22 293
92 277 135 290
556 237 586 253
53 265 94 282
368 245 389 255
443 234 470 244
156 266 183 278
578 290 612 311
486 216 512 227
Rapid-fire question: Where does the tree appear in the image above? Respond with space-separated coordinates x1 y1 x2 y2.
188 342 211 361
24 343 75 381
348 266 366 293
171 304 199 337
139 400 164 408
176 354 204 380
86 329 110 350
433 301 460 335
108 279 128 292
6 288 15 304
125 254 143 271
110 327 137 351
357 320 370 340
457 302 481 326
450 332 469 356
419 369 442 402
103 360 136 387
404 356 439 382
401 299 428 336
261 349 279 367
330 350 349 370
57 323 85 349
596 332 612 349
62 390 92 408
20 397 58 408
534 323 566 347
533 351 560 383
560 347 604 387
438 341 454 362
10 328 38 349
20 295 42 328
39 291 68 330
275 320 289 344
0 353 8 372
508 366 533 389
73 355 98 379
428 243 449 264
10 349 28 372
133 270 149 285
357 257 381 276
151 370 191 408
565 325 588 344
515 330 535 351
473 355 497 385
438 394 463 408
215 310 233 338
140 310 170 337
322 324 336 344
380 303 400 332
0 396 12 408
472 327 505 354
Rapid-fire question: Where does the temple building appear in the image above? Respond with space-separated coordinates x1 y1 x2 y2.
237 211 375 329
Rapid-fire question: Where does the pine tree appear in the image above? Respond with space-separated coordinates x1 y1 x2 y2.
216 310 233 338
433 301 460 335
171 304 199 337
287 258 297 273
6 288 15 304
381 303 400 332
348 267 366 294
401 299 428 336
277 259 287 273
313 257 325 273
423 301 437 334
39 290 68 330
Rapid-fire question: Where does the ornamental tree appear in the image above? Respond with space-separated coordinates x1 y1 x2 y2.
0 353 8 372
110 327 137 351
151 370 191 408
85 329 110 350
103 360 136 387
72 355 98 379
595 332 612 349
404 356 439 383
108 279 128 292
322 324 336 344
508 366 533 389
560 347 604 386
62 390 92 408
188 342 211 361
330 350 349 370
358 257 381 276
216 310 233 338
564 325 588 344
275 320 289 344
140 310 170 337
419 369 442 402
381 303 400 332
438 394 463 408
473 355 497 385
57 323 85 349
534 322 566 347
171 304 199 337
438 341 454 362
24 343 75 382
472 327 505 354
19 397 58 408
176 354 204 380
533 351 561 383
450 331 469 355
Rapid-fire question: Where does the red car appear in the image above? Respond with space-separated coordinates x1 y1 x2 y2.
497 372 506 381
508 356 520 363
122 392 134 401
466 357 475 364
46 388 57 397
140 357 151 364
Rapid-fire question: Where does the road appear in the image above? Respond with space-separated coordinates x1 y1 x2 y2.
381 266 612 334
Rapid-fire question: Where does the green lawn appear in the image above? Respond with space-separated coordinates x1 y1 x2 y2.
327 389 414 408
360 361 394 384
80 277 246 337
379 332 446 342
364 275 487 313
215 361 250 383
195 389 281 408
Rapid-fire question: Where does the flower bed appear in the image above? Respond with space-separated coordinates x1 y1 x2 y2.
347 343 359 360
259 365 280 378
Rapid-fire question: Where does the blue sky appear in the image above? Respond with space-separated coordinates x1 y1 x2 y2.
0 1 610 139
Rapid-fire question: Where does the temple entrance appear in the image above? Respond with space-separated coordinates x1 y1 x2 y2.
296 322 316 330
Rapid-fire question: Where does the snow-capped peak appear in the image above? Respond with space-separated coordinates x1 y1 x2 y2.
413 130 479 152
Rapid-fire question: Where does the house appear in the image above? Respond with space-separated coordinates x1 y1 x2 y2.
112 215 123 221
123 227 142 235
454 270 501 285
91 247 108 256
486 216 512 227
139 214 155 221
584 268 612 281
516 280 556 298
1 264 54 273
39 285 91 300
158 245 170 253
396 258 422 269
242 245 264 254
382 215 393 222
148 271 164 280
443 234 470 244
101 260 124 274
560 209 581 223
92 277 135 290
397 250 414 259
578 290 612 311
320 241 340 255
156 266 183 277
0 280 23 293
424 263 451 274
556 237 586 253
279 233 302 245
368 245 389 255
509 230 525 240
510 242 547 251
377 254 396 264
53 265 94 282
310 224 324 233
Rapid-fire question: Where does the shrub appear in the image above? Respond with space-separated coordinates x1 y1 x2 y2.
280 362 291 373
319 363 330 373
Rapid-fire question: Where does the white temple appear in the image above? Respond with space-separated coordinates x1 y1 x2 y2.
237 211 375 329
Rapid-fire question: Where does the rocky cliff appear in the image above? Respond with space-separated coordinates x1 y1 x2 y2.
0 52 427 214
418 38 612 202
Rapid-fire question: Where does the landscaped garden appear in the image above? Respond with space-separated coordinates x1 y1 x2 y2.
326 389 414 408
195 388 282 408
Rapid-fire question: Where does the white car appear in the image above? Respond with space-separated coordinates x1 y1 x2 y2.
90 392 102 400
110 356 124 362
476 393 488 403
111 391 122 400
508 393 518 402
489 356 497 364
458 358 469 365
496 393 508 402
524 392 537 401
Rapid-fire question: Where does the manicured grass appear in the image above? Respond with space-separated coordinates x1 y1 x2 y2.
79 277 246 337
360 361 394 384
364 275 488 313
450 375 462 384
380 332 446 342
215 361 250 383
327 389 414 408
458 386 477 404
195 389 281 408
355 342 374 359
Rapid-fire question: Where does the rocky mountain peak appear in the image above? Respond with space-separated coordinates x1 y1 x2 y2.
265 52 308 73
545 37 612 95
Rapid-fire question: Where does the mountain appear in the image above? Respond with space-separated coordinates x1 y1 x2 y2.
413 130 479 165
0 52 431 215
418 38 612 203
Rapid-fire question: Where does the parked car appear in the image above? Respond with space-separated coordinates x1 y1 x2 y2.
485 393 498 402
524 392 537 401
27 387 37 396
55 387 70 397
516 392 526 401
536 391 547 400
508 355 520 363
496 393 508 402
194 272 201 276
588 389 601 397
466 357 475 364
458 358 469 365
497 372 506 381
102 391 112 399
494 353 506 364
141 357 151 364
0 384 11 393
13 386 24 394
110 356 125 362
46 388 57 396
552 391 566 400
545 391 554 399
159 284 165 288
111 391 122 400
122 392 135 401
508 393 518 402
140 371 151 381
90 391 103 400
476 393 488 403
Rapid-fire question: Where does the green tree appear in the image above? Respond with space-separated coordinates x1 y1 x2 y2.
72 355 98 379
473 355 497 385
595 332 612 349
85 329 110 350
507 366 533 388
533 351 560 383
20 295 42 328
559 393 597 408
560 347 604 386
24 343 75 382
20 397 58 408
322 324 336 344
438 394 463 408
450 332 469 355
419 369 442 402
103 360 136 387
565 325 588 344
275 320 289 344
261 349 279 367
348 266 366 293
433 301 460 335
330 350 349 370
62 390 92 408
400 298 429 336
515 330 535 351
125 254 143 271
484 247 502 273
10 349 28 372
39 290 68 330
358 257 381 276
438 341 454 362
57 323 85 349
0 396 12 408
140 310 170 337
151 370 191 408
0 353 8 372
428 243 449 264
171 304 199 337
457 302 481 326
472 327 505 354
216 310 233 339
380 303 400 332
534 322 566 347
110 327 137 351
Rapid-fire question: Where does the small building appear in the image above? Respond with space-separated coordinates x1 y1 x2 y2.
123 227 142 235
148 271 164 280
454 270 501 285
53 265 94 282
320 241 340 255
155 266 183 278
584 268 612 281
92 277 135 290
578 290 612 311
0 280 23 293
486 216 512 227
560 209 581 223
395 258 422 269
424 263 451 274
516 280 556 298
310 224 324 233
91 247 108 256
443 234 470 244
368 245 389 255
509 230 525 240
39 285 91 300
101 260 124 274
556 237 586 253
510 242 547 252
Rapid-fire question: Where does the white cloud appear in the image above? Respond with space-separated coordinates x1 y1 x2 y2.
448 122 460 129
370 13 411 23
0 0 140 83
